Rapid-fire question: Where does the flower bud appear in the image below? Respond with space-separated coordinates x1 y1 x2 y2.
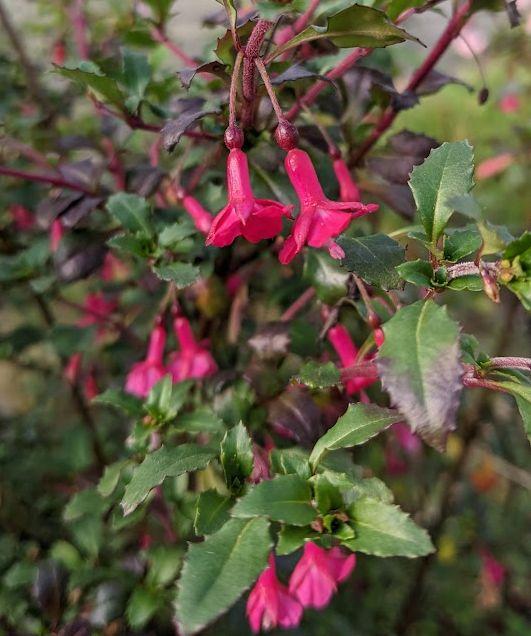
224 125 244 150
274 119 299 151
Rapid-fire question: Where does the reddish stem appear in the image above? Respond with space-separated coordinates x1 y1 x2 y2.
280 287 316 322
0 165 94 194
150 26 197 67
489 357 531 371
69 0 90 60
350 0 472 165
241 20 273 127
341 361 379 381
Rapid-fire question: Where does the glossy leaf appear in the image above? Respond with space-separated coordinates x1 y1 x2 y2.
194 490 232 535
220 422 254 494
296 360 341 389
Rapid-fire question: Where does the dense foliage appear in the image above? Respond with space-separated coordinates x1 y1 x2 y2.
0 0 529 634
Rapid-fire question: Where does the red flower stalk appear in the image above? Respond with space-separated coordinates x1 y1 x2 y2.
332 157 360 202
279 149 377 264
327 324 377 395
246 554 302 633
166 315 217 382
288 542 355 609
50 218 64 253
125 321 167 398
77 292 117 339
206 149 292 247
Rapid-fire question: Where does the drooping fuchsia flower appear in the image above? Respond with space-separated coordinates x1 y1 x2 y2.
77 292 117 339
166 315 217 383
247 554 303 633
64 352 82 385
166 184 213 235
289 542 356 610
332 156 360 202
205 148 292 247
327 324 378 395
480 549 506 587
393 422 422 456
125 321 167 398
279 148 378 264
10 204 35 231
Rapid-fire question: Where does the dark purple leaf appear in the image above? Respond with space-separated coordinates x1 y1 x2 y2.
58 618 92 636
161 108 219 152
56 135 97 151
58 159 100 188
55 244 107 282
415 70 473 96
270 64 331 86
36 192 84 229
267 386 325 447
350 67 418 111
179 61 229 89
362 181 416 220
127 165 165 197
388 130 439 158
505 0 521 27
248 322 291 359
32 560 67 623
61 196 105 228
367 155 424 185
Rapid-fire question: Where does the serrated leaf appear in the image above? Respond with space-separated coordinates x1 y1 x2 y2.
270 448 312 479
396 259 434 287
485 378 531 443
174 408 225 434
92 388 143 416
153 262 201 288
296 360 341 389
106 193 153 237
145 377 192 422
304 250 349 304
161 108 219 152
176 517 271 635
444 226 482 262
376 300 462 451
121 49 151 113
54 61 125 108
270 4 420 60
276 525 318 556
220 422 253 494
121 445 216 515
232 474 316 525
409 141 475 245
310 403 401 469
337 233 405 290
344 498 434 557
194 490 232 535
97 460 129 498
126 586 162 630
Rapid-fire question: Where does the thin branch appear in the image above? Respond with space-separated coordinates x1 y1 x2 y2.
0 165 95 194
489 357 531 371
150 25 197 67
280 288 316 322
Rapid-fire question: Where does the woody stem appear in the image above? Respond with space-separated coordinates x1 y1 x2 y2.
254 58 285 122
229 50 244 128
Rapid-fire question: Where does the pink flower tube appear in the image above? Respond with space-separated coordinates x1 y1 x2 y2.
327 324 377 395
332 157 360 202
246 554 302 633
289 542 356 609
166 316 217 382
279 149 377 264
125 322 167 398
206 149 292 247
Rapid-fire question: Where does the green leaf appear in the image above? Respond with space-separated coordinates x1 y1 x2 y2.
121 49 151 112
97 460 129 497
396 259 434 287
310 403 402 469
232 475 317 525
106 193 153 237
337 233 405 290
158 221 197 247
153 262 201 289
276 525 318 556
486 378 531 443
107 233 154 258
409 141 475 246
146 545 182 587
303 250 348 304
126 586 163 630
194 490 233 535
64 488 106 522
174 408 225 435
477 220 513 255
92 388 143 416
376 300 462 451
503 231 531 260
270 5 420 60
344 498 434 557
176 517 272 635
296 360 341 389
145 377 192 422
270 448 311 479
444 226 482 262
121 444 216 515
54 61 125 108
312 474 344 514
220 422 254 494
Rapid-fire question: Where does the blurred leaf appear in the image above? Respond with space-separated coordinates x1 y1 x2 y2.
153 262 201 288
276 525 318 555
93 388 144 416
220 422 254 494
248 322 291 360
345 498 434 557
32 560 67 623
270 5 421 59
416 70 473 96
174 408 225 434
270 64 328 86
126 586 163 630
377 300 462 451
267 386 325 447
176 518 271 635
270 448 312 479
310 403 401 469
444 226 482 262
233 474 317 525
161 108 219 152
54 61 125 108
409 141 474 245
122 444 216 515
296 360 341 389
121 49 151 113
97 460 130 498
389 130 439 158
106 193 153 237
396 259 434 287
55 244 107 283
179 61 229 89
194 490 232 535
64 488 106 521
304 250 349 304
313 474 344 513
145 376 192 422
477 220 513 255
146 545 182 587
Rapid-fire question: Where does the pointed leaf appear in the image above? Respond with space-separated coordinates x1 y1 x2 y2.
220 422 254 494
152 262 201 289
376 300 462 451
106 193 153 237
194 490 232 535
176 517 271 635
296 361 341 389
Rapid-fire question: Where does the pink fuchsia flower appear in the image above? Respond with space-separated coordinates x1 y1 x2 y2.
206 149 292 247
64 352 82 385
125 321 167 397
279 149 378 264
77 292 117 338
499 93 520 114
289 542 356 610
327 324 377 395
476 153 514 180
332 157 360 202
101 252 129 282
247 554 303 633
480 549 506 587
393 422 422 456
250 442 272 484
181 192 213 235
166 315 217 382
10 204 34 231
83 371 99 401
50 218 64 253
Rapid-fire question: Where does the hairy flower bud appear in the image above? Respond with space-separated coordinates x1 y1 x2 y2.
274 119 299 151
224 125 244 150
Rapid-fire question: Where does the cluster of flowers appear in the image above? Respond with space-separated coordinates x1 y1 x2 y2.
247 544 355 633
176 121 378 264
125 314 217 398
